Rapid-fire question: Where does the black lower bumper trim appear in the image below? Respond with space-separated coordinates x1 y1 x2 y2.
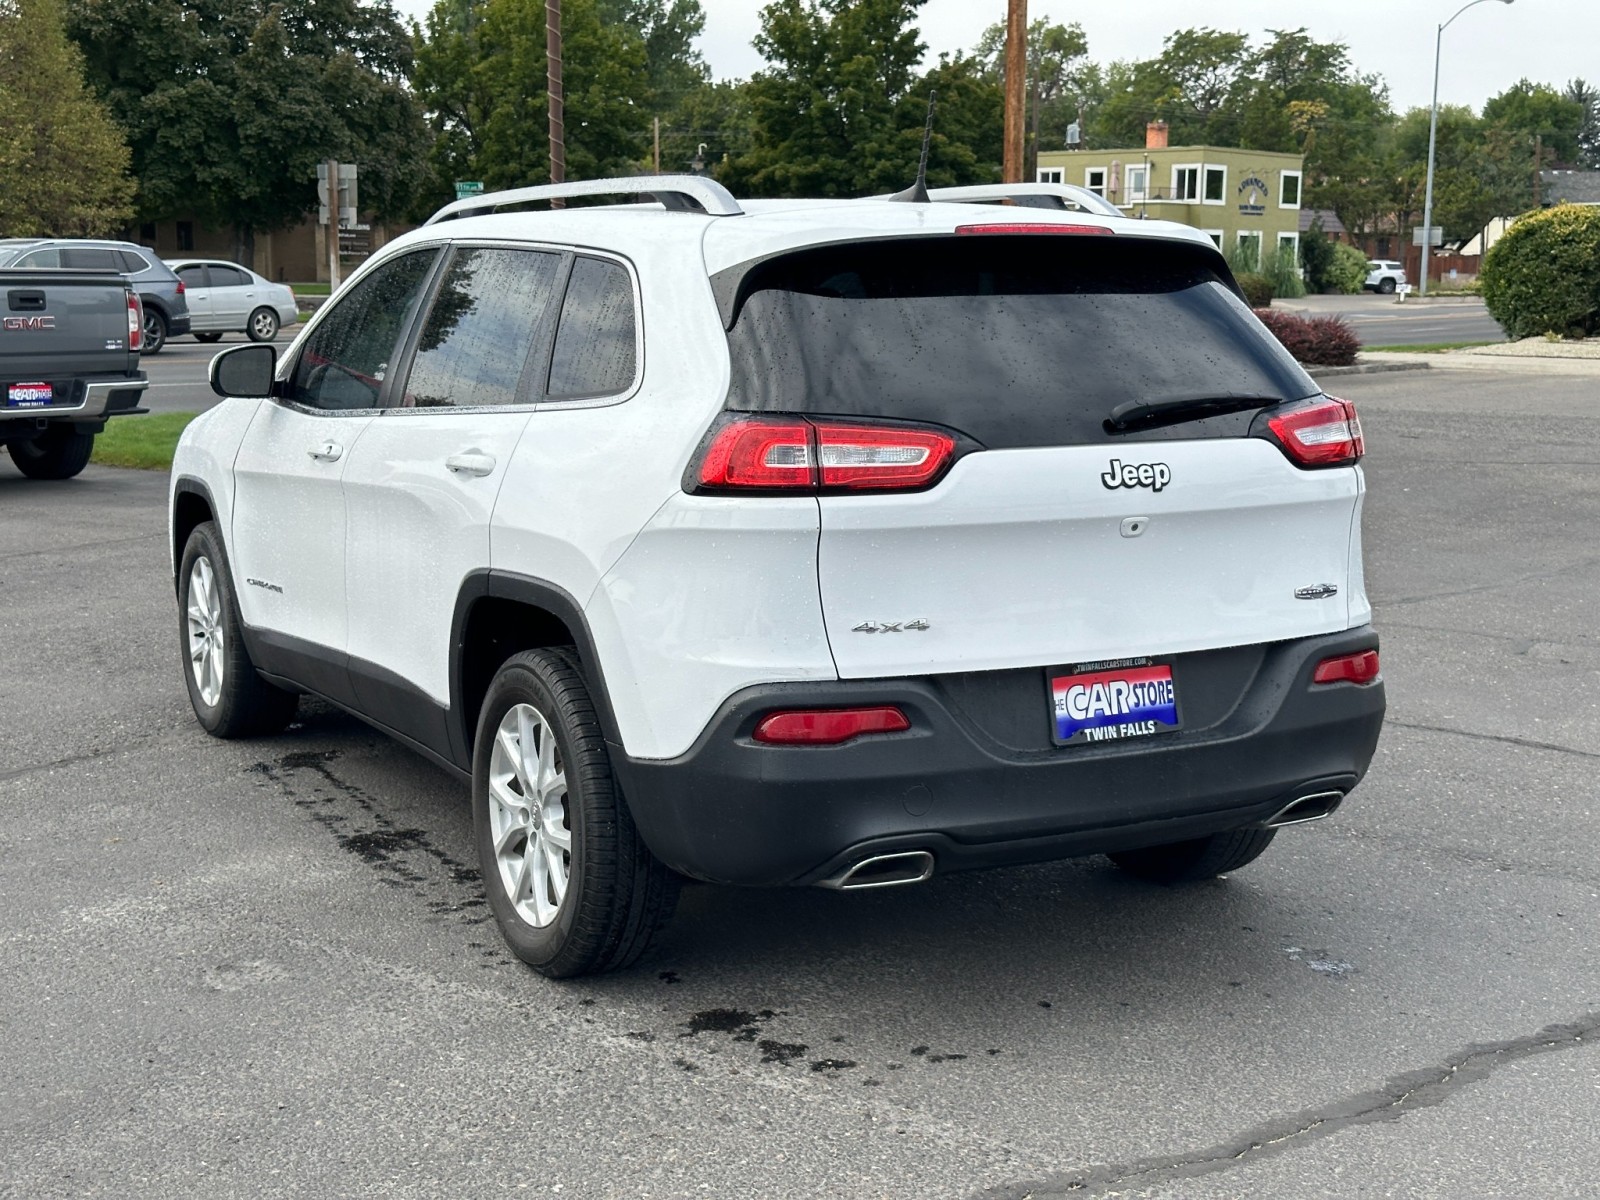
610 627 1385 887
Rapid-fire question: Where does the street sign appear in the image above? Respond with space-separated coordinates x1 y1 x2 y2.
455 181 484 199
1412 226 1443 246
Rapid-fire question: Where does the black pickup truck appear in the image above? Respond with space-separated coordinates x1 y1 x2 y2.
1 270 149 479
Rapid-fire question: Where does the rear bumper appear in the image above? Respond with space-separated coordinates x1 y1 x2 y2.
0 374 148 431
611 627 1385 886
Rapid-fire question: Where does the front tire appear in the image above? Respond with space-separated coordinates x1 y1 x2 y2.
246 307 279 342
1108 827 1277 884
474 648 678 978
178 521 299 737
1377 277 1396 295
8 428 95 479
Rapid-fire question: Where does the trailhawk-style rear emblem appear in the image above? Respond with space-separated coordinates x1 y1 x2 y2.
1295 583 1339 600
1101 459 1171 492
852 620 930 633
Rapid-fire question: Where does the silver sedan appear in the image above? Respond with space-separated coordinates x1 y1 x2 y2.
164 259 299 343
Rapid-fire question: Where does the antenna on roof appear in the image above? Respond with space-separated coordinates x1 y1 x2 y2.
888 90 937 203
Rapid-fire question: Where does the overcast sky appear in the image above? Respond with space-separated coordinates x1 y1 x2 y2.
393 0 1593 115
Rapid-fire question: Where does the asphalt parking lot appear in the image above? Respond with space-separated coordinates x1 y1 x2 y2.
1286 293 1506 347
140 325 303 414
3 366 1597 1198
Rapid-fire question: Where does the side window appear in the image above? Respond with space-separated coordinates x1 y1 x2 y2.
211 265 252 287
176 266 209 290
547 256 638 400
399 247 564 408
289 249 438 411
117 250 150 273
17 248 61 268
61 247 121 270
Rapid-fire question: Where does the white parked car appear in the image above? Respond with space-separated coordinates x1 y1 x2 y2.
169 177 1385 977
1363 259 1408 294
164 258 298 343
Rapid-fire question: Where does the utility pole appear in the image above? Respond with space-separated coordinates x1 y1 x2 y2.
546 0 565 203
1003 0 1027 183
324 157 340 291
653 117 661 175
1533 133 1543 206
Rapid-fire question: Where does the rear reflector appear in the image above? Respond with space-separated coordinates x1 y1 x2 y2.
1266 395 1364 468
1313 650 1380 685
955 223 1113 236
752 707 911 745
693 416 958 493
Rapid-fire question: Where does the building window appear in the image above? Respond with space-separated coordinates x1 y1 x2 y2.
138 223 156 243
1125 165 1149 204
1037 167 1063 184
1084 167 1106 197
1280 170 1303 209
1203 166 1227 204
1276 232 1300 273
1173 165 1200 202
1236 231 1262 271
1201 230 1224 249
176 221 194 251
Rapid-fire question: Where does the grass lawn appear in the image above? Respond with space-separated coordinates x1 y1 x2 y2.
1363 341 1498 353
290 282 331 296
91 412 198 470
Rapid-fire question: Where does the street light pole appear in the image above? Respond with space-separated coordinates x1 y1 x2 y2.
1420 0 1514 296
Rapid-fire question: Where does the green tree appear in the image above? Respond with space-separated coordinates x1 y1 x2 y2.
1564 78 1600 168
598 0 707 115
1482 79 1585 166
973 18 1089 170
413 0 653 211
68 0 429 261
0 0 134 236
724 0 992 197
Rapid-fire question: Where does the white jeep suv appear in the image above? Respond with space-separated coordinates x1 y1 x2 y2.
171 177 1385 977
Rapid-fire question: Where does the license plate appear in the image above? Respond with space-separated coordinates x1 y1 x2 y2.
1049 658 1180 746
6 382 53 408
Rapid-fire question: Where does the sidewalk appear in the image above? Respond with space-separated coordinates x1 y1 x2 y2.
1359 348 1600 376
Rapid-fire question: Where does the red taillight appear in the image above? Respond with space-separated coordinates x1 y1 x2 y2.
955 223 1113 236
127 292 142 352
752 706 911 745
1266 395 1364 468
692 417 958 494
175 279 186 295
1313 650 1380 685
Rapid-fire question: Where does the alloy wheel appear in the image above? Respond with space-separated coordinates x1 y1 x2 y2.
250 310 278 341
186 556 225 707
487 702 572 927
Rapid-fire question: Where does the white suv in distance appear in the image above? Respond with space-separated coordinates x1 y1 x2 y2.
171 177 1385 977
1364 259 1408 294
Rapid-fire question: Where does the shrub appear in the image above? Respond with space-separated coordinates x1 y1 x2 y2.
1265 244 1307 299
1235 272 1274 308
1326 242 1369 295
1300 221 1336 291
1253 308 1360 366
1480 204 1600 338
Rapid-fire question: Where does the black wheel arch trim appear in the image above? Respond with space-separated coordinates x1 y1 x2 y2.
171 476 220 593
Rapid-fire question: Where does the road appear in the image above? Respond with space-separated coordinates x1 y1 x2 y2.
140 326 301 414
1286 293 1506 348
3 366 1598 1198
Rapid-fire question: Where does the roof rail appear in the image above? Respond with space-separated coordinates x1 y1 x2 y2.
867 182 1122 218
424 175 743 225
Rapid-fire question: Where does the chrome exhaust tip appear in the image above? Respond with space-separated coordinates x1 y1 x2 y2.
1265 790 1345 829
820 850 935 890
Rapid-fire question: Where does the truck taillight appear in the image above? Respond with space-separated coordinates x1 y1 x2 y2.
128 292 143 352
1263 395 1363 468
690 416 959 494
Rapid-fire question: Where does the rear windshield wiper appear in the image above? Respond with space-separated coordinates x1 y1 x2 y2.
1104 394 1282 434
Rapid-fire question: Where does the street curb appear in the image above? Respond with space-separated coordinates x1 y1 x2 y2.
1308 360 1431 378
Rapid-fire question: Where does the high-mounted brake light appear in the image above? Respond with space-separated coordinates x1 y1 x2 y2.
692 417 960 494
955 223 1113 236
1313 650 1380 686
753 707 911 745
127 292 143 352
1265 395 1364 468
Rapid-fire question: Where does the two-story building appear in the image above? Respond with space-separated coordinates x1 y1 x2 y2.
1036 122 1305 271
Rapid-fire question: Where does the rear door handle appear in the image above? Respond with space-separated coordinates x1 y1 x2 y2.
308 441 343 462
446 451 496 478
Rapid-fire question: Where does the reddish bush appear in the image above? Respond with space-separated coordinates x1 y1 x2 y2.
1252 308 1360 367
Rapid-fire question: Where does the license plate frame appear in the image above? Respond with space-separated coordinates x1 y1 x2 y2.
6 381 54 409
1047 657 1182 747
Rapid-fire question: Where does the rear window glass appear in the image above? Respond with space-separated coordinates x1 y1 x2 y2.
719 236 1318 449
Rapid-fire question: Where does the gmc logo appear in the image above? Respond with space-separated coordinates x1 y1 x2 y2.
3 316 55 331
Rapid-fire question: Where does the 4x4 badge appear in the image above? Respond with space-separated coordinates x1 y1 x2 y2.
1101 459 1171 492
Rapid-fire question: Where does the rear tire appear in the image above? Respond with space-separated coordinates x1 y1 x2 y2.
474 648 678 978
8 428 95 479
195 332 223 343
1377 278 1396 295
178 521 299 737
246 307 279 342
1108 827 1277 884
142 309 168 354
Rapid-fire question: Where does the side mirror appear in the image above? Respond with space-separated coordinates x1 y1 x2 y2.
210 343 277 399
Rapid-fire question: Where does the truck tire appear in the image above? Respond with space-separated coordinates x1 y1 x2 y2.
7 428 96 480
142 309 168 354
194 332 223 343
